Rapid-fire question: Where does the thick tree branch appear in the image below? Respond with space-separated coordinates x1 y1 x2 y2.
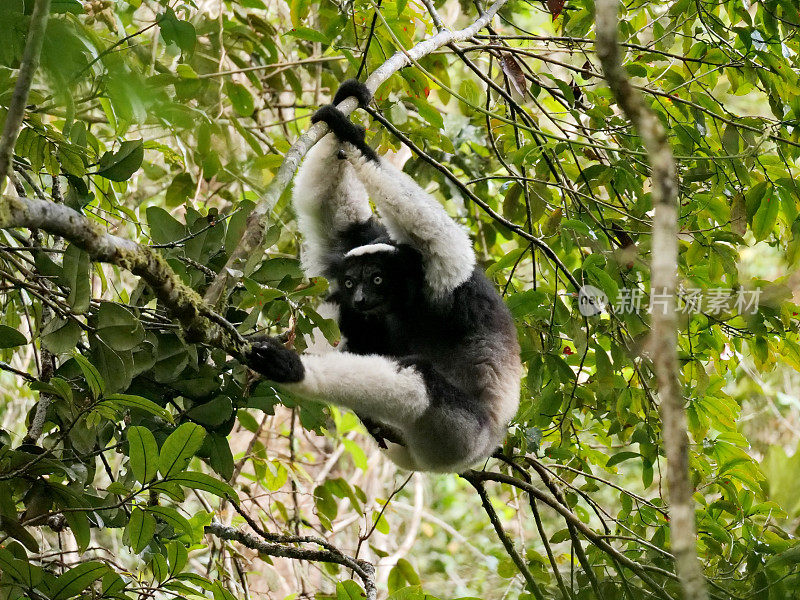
594 2 707 600
0 196 247 356
203 0 509 308
0 0 51 189
205 522 376 600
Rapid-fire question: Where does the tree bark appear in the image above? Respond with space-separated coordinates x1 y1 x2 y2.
594 1 708 599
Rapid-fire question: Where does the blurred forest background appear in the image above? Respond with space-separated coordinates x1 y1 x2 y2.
2 0 800 598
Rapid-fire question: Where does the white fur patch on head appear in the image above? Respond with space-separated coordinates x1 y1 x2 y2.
344 243 397 258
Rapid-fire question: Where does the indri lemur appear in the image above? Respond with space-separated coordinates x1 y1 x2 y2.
248 80 521 472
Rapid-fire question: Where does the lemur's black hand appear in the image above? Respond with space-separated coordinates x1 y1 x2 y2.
312 105 379 162
333 79 372 108
246 336 305 383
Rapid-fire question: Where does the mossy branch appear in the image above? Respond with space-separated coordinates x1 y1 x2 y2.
0 195 248 357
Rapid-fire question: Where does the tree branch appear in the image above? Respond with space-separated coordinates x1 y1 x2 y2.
464 475 545 599
464 470 676 600
594 3 706 600
205 522 376 600
0 196 247 356
0 0 51 189
203 0 510 308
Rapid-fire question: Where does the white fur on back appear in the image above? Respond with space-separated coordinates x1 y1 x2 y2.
347 153 475 297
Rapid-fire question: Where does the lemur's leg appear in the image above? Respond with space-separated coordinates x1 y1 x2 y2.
247 342 430 426
292 132 373 278
311 86 476 298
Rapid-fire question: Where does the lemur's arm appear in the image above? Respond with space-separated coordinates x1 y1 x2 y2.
312 82 476 298
292 82 379 277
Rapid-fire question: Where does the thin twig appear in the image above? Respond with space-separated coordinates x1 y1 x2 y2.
0 0 51 189
205 522 377 600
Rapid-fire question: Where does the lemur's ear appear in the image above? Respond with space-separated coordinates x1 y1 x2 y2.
333 79 372 108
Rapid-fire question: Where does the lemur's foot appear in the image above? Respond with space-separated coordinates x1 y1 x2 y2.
246 336 305 383
311 105 378 162
333 79 373 108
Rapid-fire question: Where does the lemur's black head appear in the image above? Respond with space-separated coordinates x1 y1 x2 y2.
333 243 418 316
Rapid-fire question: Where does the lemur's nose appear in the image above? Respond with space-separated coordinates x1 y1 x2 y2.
353 287 365 305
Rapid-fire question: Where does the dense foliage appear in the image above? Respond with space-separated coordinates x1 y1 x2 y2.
2 0 800 598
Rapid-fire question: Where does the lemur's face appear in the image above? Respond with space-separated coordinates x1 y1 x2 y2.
338 255 395 315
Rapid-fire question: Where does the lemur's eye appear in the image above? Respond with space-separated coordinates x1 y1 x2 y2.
344 279 354 288
373 276 383 285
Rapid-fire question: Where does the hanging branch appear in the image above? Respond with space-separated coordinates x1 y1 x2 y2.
205 523 377 600
0 0 51 189
202 0 510 308
594 2 707 600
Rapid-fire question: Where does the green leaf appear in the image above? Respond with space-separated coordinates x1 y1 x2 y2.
51 562 110 600
62 244 90 313
168 471 238 501
176 64 199 79
286 27 328 43
96 302 145 351
408 97 443 129
336 581 366 600
166 541 189 575
128 426 159 484
127 508 156 553
96 140 144 182
0 515 39 552
0 547 42 586
41 317 82 354
159 423 206 477
606 451 641 467
165 172 195 207
187 395 233 427
314 484 338 520
50 0 83 13
751 186 780 241
147 506 193 537
60 497 91 552
459 79 481 107
87 339 133 394
106 394 172 422
225 82 255 117
159 8 196 53
73 354 105 399
0 325 26 348
57 146 86 176
147 206 186 245
206 433 234 480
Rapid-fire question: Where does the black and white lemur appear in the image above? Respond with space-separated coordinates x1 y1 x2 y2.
248 80 521 473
